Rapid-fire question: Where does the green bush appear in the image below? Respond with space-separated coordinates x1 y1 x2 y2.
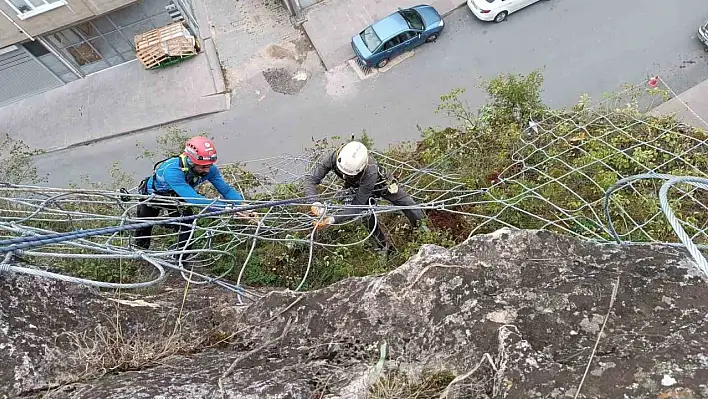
0 133 46 184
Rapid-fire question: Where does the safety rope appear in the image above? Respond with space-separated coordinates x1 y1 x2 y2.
0 197 306 254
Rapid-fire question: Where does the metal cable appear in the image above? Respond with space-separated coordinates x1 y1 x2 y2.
0 197 306 252
0 74 706 292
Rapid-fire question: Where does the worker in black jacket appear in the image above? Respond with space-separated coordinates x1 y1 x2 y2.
302 141 426 252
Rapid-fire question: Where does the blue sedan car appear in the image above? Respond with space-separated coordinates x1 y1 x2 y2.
351 5 444 69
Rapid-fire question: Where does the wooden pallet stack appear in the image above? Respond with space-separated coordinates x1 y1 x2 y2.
135 22 198 70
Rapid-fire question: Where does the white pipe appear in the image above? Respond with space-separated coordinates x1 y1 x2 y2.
0 7 33 41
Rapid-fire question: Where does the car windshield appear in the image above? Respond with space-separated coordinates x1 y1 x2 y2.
399 9 425 30
359 26 382 52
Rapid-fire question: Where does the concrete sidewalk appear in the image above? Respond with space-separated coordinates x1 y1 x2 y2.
303 0 465 70
650 78 708 130
0 52 229 153
0 0 230 153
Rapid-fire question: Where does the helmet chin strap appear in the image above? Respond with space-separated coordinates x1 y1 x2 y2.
184 157 210 177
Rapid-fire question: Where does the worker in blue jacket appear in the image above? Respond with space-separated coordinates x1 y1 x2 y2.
134 136 246 251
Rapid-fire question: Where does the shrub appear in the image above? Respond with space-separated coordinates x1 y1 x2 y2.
0 133 46 184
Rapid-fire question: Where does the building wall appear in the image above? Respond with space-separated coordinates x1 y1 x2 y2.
0 11 29 46
0 0 138 48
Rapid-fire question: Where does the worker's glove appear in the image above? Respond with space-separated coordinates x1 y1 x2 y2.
236 210 259 224
310 202 325 217
313 216 335 231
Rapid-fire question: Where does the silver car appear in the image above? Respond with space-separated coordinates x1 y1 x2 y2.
699 20 708 46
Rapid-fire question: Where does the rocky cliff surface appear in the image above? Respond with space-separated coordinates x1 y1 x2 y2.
2 229 707 398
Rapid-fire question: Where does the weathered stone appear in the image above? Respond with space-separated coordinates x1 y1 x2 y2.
0 274 239 398
2 228 707 398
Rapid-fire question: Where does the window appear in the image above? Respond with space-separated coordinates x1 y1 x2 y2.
398 9 425 30
5 0 67 20
44 15 146 75
384 31 416 50
359 26 382 52
398 31 416 43
381 32 416 51
47 25 113 73
383 37 400 50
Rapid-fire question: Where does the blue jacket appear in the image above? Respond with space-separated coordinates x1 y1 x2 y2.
146 157 244 207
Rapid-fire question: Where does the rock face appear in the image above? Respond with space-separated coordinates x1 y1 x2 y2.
2 229 708 399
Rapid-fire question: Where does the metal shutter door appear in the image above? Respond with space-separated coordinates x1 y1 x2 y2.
0 47 63 107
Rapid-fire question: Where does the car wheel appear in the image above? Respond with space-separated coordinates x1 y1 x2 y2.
426 33 439 43
494 11 508 22
376 58 389 68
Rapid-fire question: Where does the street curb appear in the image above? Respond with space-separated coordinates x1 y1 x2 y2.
193 0 228 94
37 95 230 156
203 38 227 94
299 23 329 71
194 0 212 41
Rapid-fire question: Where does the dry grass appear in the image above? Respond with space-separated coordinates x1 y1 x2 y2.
64 310 230 379
66 318 189 377
64 263 239 380
368 368 457 399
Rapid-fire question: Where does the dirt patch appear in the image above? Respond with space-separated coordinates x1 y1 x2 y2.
426 209 471 242
264 44 297 61
262 67 310 95
224 32 317 93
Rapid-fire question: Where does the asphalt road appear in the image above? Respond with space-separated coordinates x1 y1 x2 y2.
34 0 708 187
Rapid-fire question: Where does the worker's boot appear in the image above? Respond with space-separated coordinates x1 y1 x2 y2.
374 244 389 257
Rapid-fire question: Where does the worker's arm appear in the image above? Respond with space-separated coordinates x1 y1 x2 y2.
332 165 379 223
302 152 335 200
163 167 221 207
206 166 244 205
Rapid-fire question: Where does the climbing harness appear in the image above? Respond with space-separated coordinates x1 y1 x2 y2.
136 154 200 197
374 164 399 196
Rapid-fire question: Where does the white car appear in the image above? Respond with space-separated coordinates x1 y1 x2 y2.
699 20 708 46
467 0 544 23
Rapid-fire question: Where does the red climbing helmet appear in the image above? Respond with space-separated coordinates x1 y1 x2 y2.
183 136 218 166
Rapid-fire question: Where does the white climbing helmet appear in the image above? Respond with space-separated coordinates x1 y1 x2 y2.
336 141 369 176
